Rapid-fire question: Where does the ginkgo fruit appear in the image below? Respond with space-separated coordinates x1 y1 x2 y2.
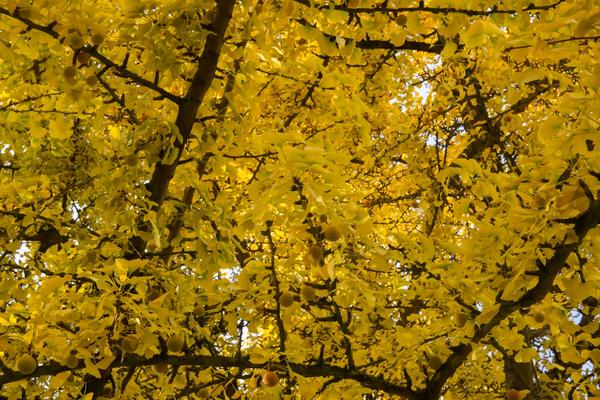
396 15 407 26
261 371 279 387
67 33 84 49
279 291 294 308
153 363 168 374
300 285 316 301
91 32 105 46
86 75 98 87
125 154 138 166
167 335 184 352
198 388 209 398
63 66 77 79
16 354 37 375
428 356 443 370
532 311 545 324
120 335 138 353
324 225 341 242
76 52 90 64
307 245 324 265
64 354 79 369
505 389 522 400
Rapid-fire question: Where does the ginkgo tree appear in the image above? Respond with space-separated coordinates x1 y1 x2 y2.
0 0 599 399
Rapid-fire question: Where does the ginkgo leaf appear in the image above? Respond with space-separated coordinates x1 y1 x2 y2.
514 347 537 363
48 117 73 139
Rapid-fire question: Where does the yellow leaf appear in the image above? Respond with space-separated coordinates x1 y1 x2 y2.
500 272 525 301
590 348 600 363
477 304 500 325
41 276 69 293
515 347 537 362
114 259 129 283
249 350 269 364
482 21 505 36
96 355 116 370
555 185 590 218
326 260 336 280
406 13 428 35
29 119 47 138
561 348 585 364
49 117 73 139
49 372 70 389
323 9 346 24
515 69 546 85
390 30 407 47
84 358 101 378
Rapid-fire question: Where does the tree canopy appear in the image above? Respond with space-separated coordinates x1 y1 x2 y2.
1 0 600 399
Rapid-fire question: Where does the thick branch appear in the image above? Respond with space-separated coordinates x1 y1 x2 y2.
0 7 180 105
295 18 443 55
0 354 418 399
84 47 182 104
128 0 236 257
292 0 566 15
146 0 235 207
421 197 600 398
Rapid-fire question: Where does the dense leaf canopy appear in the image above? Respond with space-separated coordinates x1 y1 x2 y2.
1 0 600 399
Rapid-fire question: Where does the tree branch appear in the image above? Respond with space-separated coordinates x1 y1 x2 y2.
421 196 600 398
291 0 567 15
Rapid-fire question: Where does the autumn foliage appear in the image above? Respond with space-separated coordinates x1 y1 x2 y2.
1 1 600 399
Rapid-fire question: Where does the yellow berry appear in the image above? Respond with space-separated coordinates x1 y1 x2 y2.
307 245 324 265
63 66 77 79
279 291 294 308
125 154 138 166
67 33 84 49
167 335 184 353
91 32 105 46
76 52 90 64
65 354 79 369
261 371 279 387
16 354 37 375
300 285 316 301
324 225 341 242
428 356 443 370
85 75 98 87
